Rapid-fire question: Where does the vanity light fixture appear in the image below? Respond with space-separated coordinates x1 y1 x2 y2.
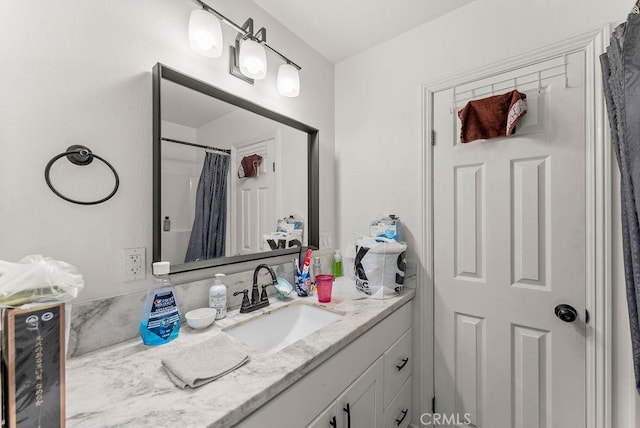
189 0 302 96
230 19 267 82
238 38 267 79
277 63 300 97
188 9 223 57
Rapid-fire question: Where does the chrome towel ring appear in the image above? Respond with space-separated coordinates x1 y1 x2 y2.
44 145 120 205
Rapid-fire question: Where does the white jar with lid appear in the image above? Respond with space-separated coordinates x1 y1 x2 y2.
208 273 227 319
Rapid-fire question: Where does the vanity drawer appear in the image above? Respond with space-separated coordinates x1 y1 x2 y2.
384 376 412 428
383 327 412 408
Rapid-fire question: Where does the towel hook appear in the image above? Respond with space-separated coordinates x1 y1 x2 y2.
44 145 120 205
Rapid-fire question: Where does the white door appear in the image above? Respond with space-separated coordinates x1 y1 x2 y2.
233 138 276 255
433 52 587 427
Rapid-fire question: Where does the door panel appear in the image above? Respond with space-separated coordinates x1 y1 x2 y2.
511 157 548 288
433 51 586 428
512 325 550 428
454 313 484 426
454 163 485 281
233 138 276 255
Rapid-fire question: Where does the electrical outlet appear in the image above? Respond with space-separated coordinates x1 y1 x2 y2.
121 248 146 282
319 232 332 250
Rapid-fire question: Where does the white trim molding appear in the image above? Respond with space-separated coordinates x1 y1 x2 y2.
419 26 612 428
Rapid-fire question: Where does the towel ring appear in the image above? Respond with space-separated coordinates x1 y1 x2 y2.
44 145 120 205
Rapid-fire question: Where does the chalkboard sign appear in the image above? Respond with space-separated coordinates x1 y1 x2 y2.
3 303 65 428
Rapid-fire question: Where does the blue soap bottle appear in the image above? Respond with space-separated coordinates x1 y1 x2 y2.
140 261 181 346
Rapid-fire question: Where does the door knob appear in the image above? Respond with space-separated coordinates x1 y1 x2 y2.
554 304 578 322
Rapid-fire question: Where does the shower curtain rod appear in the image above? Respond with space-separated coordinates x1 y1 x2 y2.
161 137 231 155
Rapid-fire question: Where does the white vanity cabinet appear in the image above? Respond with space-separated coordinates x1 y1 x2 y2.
241 300 413 428
382 327 413 428
308 329 413 428
308 358 384 428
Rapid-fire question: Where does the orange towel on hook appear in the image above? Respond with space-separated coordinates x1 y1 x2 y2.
457 90 527 143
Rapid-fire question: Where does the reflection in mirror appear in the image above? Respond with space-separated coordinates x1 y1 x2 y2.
153 64 319 274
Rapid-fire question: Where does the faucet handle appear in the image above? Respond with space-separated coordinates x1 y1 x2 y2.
260 284 273 302
233 289 250 310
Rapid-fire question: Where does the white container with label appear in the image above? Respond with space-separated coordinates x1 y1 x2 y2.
208 273 227 319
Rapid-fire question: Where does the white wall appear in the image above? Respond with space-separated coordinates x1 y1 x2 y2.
160 121 199 264
277 126 308 223
335 0 639 425
0 0 334 301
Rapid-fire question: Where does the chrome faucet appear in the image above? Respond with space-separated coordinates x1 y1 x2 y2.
233 264 278 313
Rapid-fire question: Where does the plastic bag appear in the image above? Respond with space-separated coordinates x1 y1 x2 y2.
354 235 407 299
369 213 402 242
0 255 84 307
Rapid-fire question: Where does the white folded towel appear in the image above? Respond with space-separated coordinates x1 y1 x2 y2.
161 334 250 389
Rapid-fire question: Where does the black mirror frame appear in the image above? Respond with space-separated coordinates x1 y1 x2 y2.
152 63 319 274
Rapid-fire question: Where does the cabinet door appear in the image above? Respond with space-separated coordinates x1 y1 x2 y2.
308 402 338 428
338 357 384 428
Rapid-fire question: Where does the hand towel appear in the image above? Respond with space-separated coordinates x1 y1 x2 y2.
237 154 263 178
161 334 250 389
457 90 527 143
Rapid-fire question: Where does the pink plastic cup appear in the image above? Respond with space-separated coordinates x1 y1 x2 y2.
316 274 334 303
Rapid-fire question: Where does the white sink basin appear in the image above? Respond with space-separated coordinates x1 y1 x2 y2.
224 303 343 354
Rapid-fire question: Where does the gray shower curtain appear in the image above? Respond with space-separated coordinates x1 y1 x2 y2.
185 152 230 262
601 13 640 394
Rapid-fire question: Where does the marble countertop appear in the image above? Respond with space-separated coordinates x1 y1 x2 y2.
65 279 415 428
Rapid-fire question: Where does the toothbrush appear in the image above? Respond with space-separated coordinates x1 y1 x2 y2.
301 249 312 275
298 249 313 294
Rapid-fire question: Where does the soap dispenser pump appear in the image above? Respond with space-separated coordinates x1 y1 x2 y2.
209 273 227 319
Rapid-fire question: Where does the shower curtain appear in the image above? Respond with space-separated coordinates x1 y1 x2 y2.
601 12 640 394
185 152 230 263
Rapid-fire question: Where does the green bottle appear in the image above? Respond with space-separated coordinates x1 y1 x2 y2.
332 250 343 278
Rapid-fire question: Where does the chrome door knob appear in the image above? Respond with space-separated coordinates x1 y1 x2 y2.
554 304 578 323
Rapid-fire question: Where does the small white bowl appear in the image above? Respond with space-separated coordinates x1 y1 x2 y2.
185 308 217 330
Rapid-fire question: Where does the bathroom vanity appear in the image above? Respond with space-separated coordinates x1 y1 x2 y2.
65 282 414 427
242 295 413 428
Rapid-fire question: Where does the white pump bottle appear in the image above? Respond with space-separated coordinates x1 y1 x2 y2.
208 273 227 319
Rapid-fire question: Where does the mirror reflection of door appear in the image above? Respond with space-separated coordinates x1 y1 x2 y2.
231 138 276 256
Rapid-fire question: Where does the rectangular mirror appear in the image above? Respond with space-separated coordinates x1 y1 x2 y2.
153 64 319 274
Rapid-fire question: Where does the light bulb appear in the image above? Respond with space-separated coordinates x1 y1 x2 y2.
277 63 300 97
245 59 263 75
194 32 214 50
188 9 223 58
239 39 267 80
